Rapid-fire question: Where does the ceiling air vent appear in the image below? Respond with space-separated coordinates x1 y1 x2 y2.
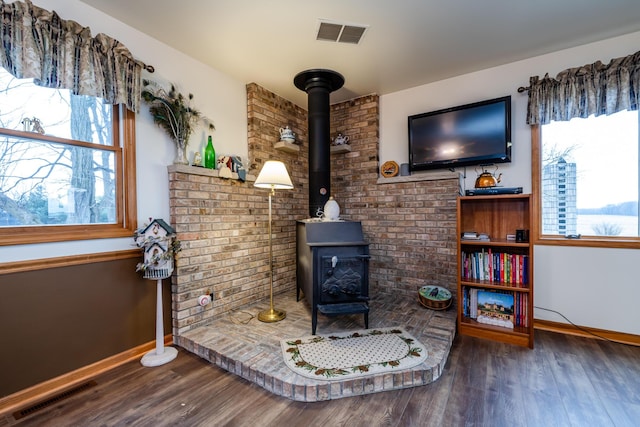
316 20 368 44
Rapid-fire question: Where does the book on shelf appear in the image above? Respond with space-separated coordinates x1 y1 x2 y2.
476 290 514 329
462 287 530 328
461 231 490 241
514 293 529 327
462 287 479 319
461 250 529 286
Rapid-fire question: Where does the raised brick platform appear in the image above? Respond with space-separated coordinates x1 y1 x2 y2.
176 291 456 402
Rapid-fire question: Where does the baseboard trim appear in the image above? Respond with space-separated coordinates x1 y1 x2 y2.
535 319 640 346
0 249 140 275
0 335 174 417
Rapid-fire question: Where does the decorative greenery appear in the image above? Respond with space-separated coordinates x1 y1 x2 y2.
141 79 213 150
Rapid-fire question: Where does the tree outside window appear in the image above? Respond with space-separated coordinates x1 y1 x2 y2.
0 68 137 245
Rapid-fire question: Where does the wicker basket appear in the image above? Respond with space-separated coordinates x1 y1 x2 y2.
418 285 452 311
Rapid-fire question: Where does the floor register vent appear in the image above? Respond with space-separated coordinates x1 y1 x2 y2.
13 380 98 420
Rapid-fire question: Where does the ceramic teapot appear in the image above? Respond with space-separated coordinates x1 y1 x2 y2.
279 126 295 141
332 133 349 145
474 165 502 188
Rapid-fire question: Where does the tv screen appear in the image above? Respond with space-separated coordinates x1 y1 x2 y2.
408 96 511 172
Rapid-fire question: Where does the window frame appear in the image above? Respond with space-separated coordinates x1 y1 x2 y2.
531 124 640 249
0 105 137 246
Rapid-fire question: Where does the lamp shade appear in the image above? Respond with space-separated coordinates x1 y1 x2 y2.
254 160 294 190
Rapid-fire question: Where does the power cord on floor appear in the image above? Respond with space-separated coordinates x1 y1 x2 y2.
534 305 635 347
228 310 255 325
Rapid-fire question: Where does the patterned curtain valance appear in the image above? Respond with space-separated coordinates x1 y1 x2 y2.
0 0 147 112
526 49 640 125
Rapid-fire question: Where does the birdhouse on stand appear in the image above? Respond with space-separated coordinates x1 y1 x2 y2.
133 218 181 367
134 218 177 280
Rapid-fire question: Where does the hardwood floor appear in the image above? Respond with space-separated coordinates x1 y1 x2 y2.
3 330 639 427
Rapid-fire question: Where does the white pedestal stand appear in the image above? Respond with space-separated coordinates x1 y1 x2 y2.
141 278 177 367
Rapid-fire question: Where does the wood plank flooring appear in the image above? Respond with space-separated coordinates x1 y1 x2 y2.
3 330 639 427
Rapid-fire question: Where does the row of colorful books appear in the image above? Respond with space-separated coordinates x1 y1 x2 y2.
461 287 530 328
461 250 529 286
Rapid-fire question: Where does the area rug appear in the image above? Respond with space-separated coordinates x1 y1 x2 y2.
280 327 428 380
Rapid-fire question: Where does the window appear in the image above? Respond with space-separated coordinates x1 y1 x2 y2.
0 68 137 246
534 109 639 246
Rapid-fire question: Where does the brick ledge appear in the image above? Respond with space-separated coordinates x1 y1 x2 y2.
168 164 256 182
377 170 461 184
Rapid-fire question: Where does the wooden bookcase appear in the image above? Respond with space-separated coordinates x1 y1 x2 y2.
457 194 534 348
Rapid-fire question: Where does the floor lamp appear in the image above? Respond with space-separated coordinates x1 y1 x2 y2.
254 160 294 322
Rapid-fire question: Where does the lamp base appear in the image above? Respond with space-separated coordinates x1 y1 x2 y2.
258 308 287 322
140 346 178 367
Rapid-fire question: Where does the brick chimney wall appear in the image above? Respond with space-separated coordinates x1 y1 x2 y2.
169 84 458 336
330 96 459 296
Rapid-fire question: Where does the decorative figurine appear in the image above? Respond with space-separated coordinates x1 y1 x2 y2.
193 151 202 167
217 155 233 178
232 155 246 182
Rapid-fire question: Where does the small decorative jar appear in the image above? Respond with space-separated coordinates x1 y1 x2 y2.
323 196 340 221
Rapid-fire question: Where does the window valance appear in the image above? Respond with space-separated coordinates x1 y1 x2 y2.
526 49 640 125
0 0 149 112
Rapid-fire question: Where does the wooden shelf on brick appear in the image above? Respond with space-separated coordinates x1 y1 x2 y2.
274 141 300 153
330 144 351 154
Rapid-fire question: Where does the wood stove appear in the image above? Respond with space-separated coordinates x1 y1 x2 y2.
293 68 370 334
296 220 370 335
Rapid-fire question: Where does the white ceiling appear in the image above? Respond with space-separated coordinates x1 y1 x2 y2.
80 0 640 107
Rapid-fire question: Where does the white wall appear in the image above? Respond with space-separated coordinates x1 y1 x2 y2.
380 31 640 335
0 0 248 262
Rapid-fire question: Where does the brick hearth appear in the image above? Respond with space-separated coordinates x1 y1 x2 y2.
168 84 460 400
176 291 456 401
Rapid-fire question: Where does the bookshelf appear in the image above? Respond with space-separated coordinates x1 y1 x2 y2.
457 194 534 348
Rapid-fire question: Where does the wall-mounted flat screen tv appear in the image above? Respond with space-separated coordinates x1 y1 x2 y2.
408 96 511 172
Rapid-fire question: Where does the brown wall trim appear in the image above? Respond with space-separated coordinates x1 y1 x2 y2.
0 249 140 275
0 335 173 417
535 319 640 346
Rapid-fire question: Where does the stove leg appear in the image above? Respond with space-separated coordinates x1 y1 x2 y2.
364 312 369 329
312 306 318 335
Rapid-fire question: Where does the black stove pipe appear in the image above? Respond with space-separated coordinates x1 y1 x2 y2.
294 69 345 218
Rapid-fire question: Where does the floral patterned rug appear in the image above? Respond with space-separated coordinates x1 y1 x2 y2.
280 327 428 381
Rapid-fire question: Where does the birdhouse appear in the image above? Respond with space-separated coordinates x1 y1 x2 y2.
134 218 179 280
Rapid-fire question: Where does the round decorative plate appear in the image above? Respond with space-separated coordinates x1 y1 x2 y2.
418 285 452 310
381 160 399 178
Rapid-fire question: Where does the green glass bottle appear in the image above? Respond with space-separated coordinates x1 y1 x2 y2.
204 135 216 169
